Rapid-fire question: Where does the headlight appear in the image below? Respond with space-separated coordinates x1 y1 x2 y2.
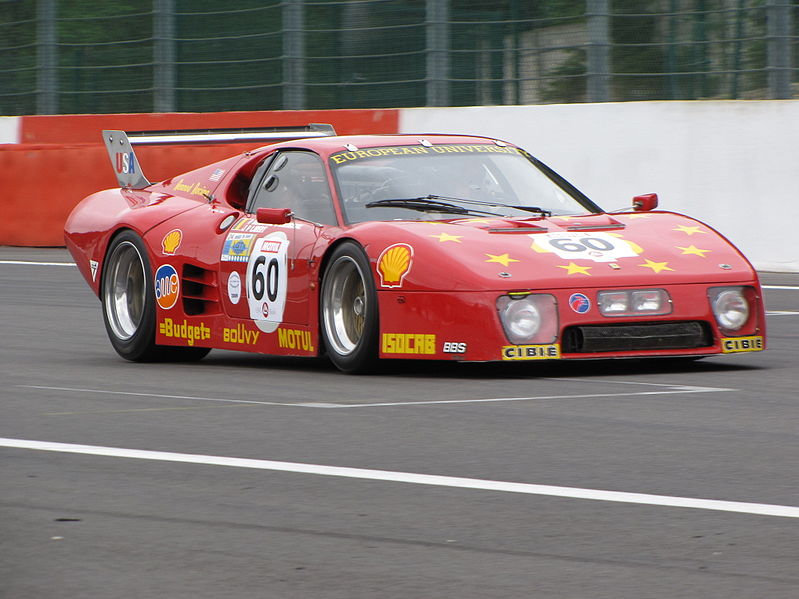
497 294 557 344
710 287 750 331
598 289 671 317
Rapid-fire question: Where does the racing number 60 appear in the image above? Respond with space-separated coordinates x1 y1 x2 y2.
245 231 290 331
549 237 615 252
251 255 279 302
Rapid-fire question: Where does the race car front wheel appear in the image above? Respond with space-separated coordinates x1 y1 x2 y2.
101 230 210 362
320 242 379 373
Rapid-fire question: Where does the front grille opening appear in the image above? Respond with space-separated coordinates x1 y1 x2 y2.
562 321 712 353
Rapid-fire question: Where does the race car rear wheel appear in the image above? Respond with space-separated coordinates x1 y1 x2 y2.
101 230 210 362
320 242 379 373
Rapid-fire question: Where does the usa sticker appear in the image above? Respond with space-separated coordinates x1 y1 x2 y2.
154 264 179 310
222 232 256 262
531 232 639 263
569 292 591 314
209 168 225 182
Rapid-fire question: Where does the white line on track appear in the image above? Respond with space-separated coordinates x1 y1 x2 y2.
19 383 731 410
762 285 799 290
19 385 294 407
0 260 76 267
1 437 797 519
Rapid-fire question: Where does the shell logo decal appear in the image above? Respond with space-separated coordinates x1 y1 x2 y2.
161 229 182 255
377 243 413 288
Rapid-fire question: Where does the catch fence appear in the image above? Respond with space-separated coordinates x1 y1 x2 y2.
1 0 797 115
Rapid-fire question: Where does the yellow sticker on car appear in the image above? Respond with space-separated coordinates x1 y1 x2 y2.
721 336 764 353
502 344 561 360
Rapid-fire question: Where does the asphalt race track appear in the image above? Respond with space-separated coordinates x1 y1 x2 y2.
2 247 798 598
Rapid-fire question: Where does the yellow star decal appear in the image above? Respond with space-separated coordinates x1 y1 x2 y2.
429 232 462 243
556 262 592 276
673 225 706 235
638 259 673 273
677 244 711 257
485 253 519 267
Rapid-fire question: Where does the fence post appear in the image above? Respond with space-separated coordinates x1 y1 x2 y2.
426 0 450 107
586 0 611 103
766 0 793 99
283 0 306 110
36 0 58 114
153 0 176 112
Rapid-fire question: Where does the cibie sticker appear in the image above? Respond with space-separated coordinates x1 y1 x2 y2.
377 243 413 288
530 232 639 263
246 232 289 333
154 264 179 310
569 293 591 314
227 271 242 304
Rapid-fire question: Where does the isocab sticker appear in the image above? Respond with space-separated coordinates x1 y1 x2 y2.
154 264 179 310
246 232 289 333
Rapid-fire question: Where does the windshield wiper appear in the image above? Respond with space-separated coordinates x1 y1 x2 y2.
423 195 553 217
365 197 502 217
367 195 551 218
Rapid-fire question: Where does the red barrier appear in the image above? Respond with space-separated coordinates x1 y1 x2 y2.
2 109 399 246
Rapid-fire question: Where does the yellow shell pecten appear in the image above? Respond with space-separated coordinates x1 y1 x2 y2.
162 229 182 254
378 244 412 286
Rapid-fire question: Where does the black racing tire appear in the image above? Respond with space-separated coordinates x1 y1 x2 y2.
101 230 210 362
319 241 379 373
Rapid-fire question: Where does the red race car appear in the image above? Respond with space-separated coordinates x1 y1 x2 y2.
65 125 766 372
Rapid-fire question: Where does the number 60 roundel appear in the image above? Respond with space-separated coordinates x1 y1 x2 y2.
246 231 289 333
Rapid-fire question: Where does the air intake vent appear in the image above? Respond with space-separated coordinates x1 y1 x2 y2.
562 321 712 353
182 264 220 316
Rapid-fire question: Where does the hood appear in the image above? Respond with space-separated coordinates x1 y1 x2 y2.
354 211 756 292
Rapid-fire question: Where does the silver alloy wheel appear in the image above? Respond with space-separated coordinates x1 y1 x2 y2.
103 241 146 341
322 255 367 356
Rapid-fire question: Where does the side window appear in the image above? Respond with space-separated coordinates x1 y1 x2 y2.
248 151 337 225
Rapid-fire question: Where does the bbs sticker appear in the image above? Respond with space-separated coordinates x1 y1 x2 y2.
530 232 639 263
246 232 289 333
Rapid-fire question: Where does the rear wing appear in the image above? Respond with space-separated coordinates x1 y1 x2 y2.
102 124 337 189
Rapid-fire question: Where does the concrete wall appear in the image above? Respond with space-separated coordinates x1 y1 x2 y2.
400 101 799 272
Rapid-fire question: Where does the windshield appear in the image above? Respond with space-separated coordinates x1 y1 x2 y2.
329 143 600 224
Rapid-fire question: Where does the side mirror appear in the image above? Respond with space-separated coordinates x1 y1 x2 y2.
256 207 293 224
632 193 658 212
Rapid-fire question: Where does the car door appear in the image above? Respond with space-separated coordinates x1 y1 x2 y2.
218 150 337 333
